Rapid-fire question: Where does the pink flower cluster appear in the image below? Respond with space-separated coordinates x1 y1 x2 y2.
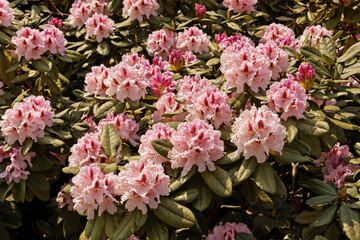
208 222 252 240
85 13 114 42
0 146 35 184
215 33 254 51
139 123 174 163
298 25 332 47
146 29 177 59
220 43 271 93
260 23 297 48
117 159 170 214
68 0 110 29
168 119 224 176
231 105 286 163
0 0 13 27
48 18 63 29
11 26 67 61
98 112 140 146
267 78 307 120
223 0 257 14
123 0 159 22
177 27 210 54
70 164 121 219
153 93 187 123
315 143 359 188
0 95 54 145
56 183 74 211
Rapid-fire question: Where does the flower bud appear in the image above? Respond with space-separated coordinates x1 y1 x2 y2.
48 18 63 29
169 50 184 72
296 62 316 91
149 73 176 97
195 4 206 19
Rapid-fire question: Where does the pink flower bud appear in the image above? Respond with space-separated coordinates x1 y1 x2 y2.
169 50 184 72
195 4 206 19
149 72 176 97
296 62 316 91
48 17 63 29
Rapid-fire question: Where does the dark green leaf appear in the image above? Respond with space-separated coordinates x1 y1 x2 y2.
253 162 276 194
201 166 232 197
100 124 121 157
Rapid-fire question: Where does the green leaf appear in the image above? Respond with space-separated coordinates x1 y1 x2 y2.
100 124 121 157
311 204 338 227
236 232 257 240
83 215 106 240
297 119 329 136
216 151 241 165
338 42 360 63
253 162 276 194
37 136 65 147
232 157 257 186
303 179 337 195
201 166 232 197
295 211 320 224
307 59 331 77
171 188 199 204
21 139 33 156
229 92 249 111
274 173 287 196
32 57 52 72
339 203 360 240
299 45 322 60
327 117 360 131
113 210 147 240
0 183 14 202
104 211 125 240
242 179 259 205
153 197 196 228
27 172 50 192
192 180 212 212
151 139 173 159
169 167 196 192
62 166 80 175
206 58 220 66
12 180 26 203
306 195 337 206
0 50 15 86
103 163 118 174
283 119 298 143
97 41 110 56
146 213 168 240
42 73 63 94
318 36 336 60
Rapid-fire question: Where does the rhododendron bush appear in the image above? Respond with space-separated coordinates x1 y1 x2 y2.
1 0 360 239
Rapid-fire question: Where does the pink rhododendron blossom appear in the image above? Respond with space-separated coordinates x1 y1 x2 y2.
69 132 121 167
231 105 286 163
223 0 257 14
177 27 210 54
139 123 174 163
0 0 13 27
183 50 198 66
168 119 224 176
85 64 111 97
98 112 139 146
123 0 159 22
215 33 255 51
0 81 4 95
11 27 46 61
48 18 63 29
220 44 271 93
117 159 170 214
260 23 297 48
257 41 289 80
296 62 316 91
70 164 121 219
42 26 67 55
68 0 110 29
267 78 307 120
85 13 114 42
0 96 54 145
177 75 215 104
169 50 184 72
186 86 232 129
196 4 206 19
0 146 35 184
208 222 252 240
146 29 177 59
81 114 97 133
153 93 187 123
56 183 74 211
149 71 176 97
315 143 359 188
298 25 332 47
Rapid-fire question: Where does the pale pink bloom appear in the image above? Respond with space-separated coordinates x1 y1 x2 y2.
186 87 232 129
195 4 206 19
169 50 184 72
117 159 170 214
315 143 359 188
146 29 177 59
231 105 286 163
85 13 114 42
149 71 176 97
298 25 332 47
223 0 257 14
0 96 54 145
81 114 97 133
153 93 188 123
69 132 121 166
123 0 159 22
56 183 74 211
42 26 67 55
177 75 214 104
11 27 46 61
221 44 271 93
0 146 35 184
177 27 210 54
85 64 110 96
0 0 13 27
260 23 297 48
215 33 255 51
183 50 198 66
0 81 4 95
208 222 252 240
139 123 174 164
257 41 289 80
70 164 121 220
168 119 224 176
98 112 139 146
48 18 63 29
267 78 307 120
